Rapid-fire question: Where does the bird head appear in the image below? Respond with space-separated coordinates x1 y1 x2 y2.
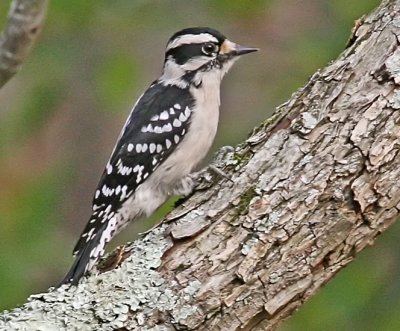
161 27 258 86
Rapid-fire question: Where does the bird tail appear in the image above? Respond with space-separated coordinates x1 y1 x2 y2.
59 221 109 286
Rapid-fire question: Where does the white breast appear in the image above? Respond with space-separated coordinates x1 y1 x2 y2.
158 70 222 184
119 70 222 220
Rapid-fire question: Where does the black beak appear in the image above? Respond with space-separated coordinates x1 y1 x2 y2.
220 40 259 57
233 44 259 56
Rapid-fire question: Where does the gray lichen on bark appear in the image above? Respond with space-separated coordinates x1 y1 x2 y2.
0 0 47 88
2 0 400 330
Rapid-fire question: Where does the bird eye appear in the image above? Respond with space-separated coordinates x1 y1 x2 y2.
202 43 218 55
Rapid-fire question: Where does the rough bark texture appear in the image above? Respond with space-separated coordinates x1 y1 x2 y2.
0 0 47 88
2 0 400 330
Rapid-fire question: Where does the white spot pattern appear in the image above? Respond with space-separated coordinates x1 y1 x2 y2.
179 112 187 122
118 163 133 176
106 163 113 174
156 144 163 153
159 111 169 120
173 118 182 127
140 123 154 133
169 108 175 115
150 115 159 121
174 134 180 144
92 204 100 211
184 106 191 118
154 126 162 134
149 143 156 153
127 144 134 152
120 185 128 200
85 228 95 242
174 103 181 109
136 165 145 184
165 138 172 149
162 123 172 132
102 185 115 197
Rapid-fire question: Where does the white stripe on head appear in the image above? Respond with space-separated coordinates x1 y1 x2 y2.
167 33 219 51
160 56 189 87
181 55 211 71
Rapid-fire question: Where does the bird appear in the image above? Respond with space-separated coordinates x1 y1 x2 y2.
61 27 258 285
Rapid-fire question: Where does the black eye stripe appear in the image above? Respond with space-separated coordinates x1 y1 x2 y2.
166 43 207 65
165 42 219 64
202 42 218 55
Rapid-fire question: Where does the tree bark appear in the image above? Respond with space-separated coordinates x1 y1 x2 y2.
0 0 47 88
2 0 400 330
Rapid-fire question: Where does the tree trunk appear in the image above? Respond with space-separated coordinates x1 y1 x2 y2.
2 0 400 330
0 0 47 88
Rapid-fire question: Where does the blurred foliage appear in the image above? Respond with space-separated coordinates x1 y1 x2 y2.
94 53 141 111
2 1 399 331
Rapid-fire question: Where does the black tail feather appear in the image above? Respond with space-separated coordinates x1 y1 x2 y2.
59 212 112 287
58 243 94 286
58 228 107 286
59 241 98 286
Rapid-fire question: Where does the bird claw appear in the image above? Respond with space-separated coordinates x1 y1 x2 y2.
188 145 235 190
207 164 233 182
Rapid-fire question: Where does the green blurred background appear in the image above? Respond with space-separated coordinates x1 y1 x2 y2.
1 0 399 330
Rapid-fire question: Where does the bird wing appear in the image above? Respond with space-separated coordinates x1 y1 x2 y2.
73 83 195 256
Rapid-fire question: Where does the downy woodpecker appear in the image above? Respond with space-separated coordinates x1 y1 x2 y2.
61 27 257 285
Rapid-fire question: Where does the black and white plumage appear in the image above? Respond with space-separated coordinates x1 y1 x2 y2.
61 27 258 285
